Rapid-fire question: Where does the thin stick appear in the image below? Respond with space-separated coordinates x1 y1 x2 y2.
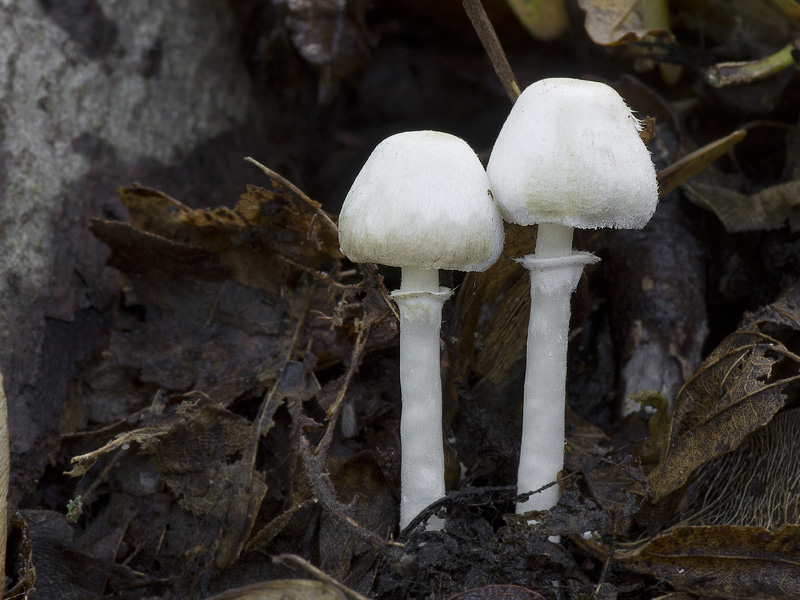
462 0 521 102
273 553 374 600
294 419 404 554
705 40 799 88
245 156 339 233
317 321 372 453
246 294 311 484
656 129 746 197
274 253 363 290
243 498 316 553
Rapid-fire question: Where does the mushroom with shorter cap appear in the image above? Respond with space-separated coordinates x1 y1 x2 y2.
339 130 504 529
487 78 659 515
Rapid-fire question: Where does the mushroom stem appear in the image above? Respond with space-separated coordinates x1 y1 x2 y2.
535 223 574 259
516 248 598 514
393 266 451 529
400 266 440 293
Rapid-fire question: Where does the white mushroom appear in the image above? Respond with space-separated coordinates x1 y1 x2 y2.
339 130 504 528
487 78 659 515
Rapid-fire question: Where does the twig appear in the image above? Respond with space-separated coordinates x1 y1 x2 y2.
61 406 153 441
705 39 800 88
80 446 127 503
317 315 374 454
273 553 374 600
206 280 228 324
462 0 521 102
591 519 617 600
245 156 339 233
243 498 316 553
275 252 363 290
294 421 403 556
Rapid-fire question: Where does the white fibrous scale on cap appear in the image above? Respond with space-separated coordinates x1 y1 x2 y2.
487 78 659 230
339 131 504 272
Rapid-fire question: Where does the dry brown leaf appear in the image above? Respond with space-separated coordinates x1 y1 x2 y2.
684 178 800 232
679 408 800 529
148 403 259 519
108 183 341 296
87 179 344 414
618 525 800 599
68 400 255 503
319 452 397 588
577 0 673 46
646 285 800 502
647 341 786 501
205 578 347 600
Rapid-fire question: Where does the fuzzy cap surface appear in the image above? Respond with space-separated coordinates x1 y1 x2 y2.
487 78 659 229
339 131 504 271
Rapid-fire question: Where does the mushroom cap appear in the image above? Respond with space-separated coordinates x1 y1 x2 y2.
487 78 659 229
338 131 504 272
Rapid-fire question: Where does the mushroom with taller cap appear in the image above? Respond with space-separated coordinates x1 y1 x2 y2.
338 130 504 529
487 78 659 515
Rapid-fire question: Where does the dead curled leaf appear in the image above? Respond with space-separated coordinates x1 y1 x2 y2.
68 400 252 488
86 179 345 407
646 285 800 503
679 408 800 529
576 0 673 46
106 183 341 295
319 452 397 587
684 178 800 232
616 525 800 599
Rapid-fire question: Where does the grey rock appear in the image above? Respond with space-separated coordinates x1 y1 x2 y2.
0 0 256 501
